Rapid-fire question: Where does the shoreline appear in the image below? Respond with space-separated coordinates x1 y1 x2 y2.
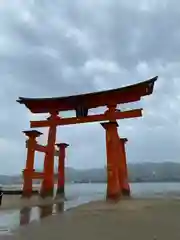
1 192 180 211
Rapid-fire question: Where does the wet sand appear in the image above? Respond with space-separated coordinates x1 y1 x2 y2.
9 198 180 240
0 195 63 210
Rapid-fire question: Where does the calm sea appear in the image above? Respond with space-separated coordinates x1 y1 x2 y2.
0 182 180 235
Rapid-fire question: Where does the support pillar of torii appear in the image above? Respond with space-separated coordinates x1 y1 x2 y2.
119 138 130 196
22 130 42 198
55 143 69 198
23 128 64 198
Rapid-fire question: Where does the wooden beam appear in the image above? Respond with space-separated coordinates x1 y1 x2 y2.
17 76 158 113
30 109 143 128
32 172 44 179
25 143 59 156
35 144 47 153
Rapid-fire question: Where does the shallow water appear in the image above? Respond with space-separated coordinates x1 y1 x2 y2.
0 182 180 235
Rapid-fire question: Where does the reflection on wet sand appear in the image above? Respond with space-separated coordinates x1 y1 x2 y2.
19 201 64 226
39 204 53 219
55 201 64 213
20 207 31 225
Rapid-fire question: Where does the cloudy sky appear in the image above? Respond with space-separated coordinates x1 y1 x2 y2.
0 0 180 174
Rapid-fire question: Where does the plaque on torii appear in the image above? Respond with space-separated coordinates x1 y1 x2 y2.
17 76 157 200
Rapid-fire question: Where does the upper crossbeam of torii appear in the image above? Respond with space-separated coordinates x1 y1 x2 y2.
17 76 158 128
17 76 157 113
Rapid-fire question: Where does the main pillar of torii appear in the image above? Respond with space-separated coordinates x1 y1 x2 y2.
101 121 121 200
40 111 60 198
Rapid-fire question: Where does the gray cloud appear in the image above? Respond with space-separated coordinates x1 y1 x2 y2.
0 0 180 174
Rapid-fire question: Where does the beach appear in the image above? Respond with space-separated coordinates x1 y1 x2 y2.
10 198 180 240
1 183 180 239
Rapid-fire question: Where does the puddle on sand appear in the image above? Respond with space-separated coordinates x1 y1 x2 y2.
0 201 65 235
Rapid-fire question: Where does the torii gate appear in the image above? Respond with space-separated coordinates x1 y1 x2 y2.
17 76 157 200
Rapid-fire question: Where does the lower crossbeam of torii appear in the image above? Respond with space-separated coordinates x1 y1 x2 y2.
17 76 157 200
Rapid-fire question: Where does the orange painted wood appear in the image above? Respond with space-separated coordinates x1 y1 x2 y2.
117 138 125 192
120 138 130 195
56 143 69 196
30 109 143 128
22 137 37 197
40 122 57 197
17 76 157 113
101 122 121 200
117 137 130 196
22 131 43 198
22 173 33 198
26 143 59 156
25 139 36 170
32 171 44 179
35 144 47 153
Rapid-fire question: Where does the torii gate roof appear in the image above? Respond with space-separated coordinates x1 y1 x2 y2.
17 76 158 113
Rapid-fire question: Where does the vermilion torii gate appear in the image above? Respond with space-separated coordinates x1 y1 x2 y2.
17 76 157 200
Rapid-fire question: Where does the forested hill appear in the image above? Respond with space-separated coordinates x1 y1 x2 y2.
1 162 180 184
65 162 180 183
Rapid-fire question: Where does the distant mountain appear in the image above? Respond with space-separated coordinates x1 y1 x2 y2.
0 175 22 185
63 162 180 183
1 162 180 185
128 162 180 182
64 167 106 183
